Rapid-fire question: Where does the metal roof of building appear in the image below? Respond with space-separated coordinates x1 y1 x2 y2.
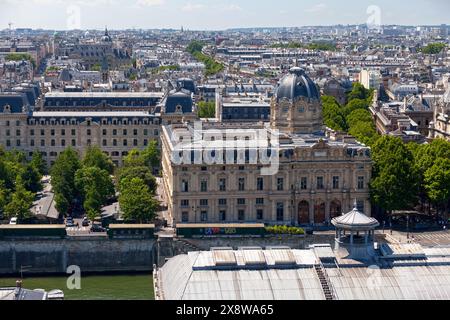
155 245 450 300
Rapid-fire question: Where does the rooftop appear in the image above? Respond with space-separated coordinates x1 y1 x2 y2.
155 244 450 300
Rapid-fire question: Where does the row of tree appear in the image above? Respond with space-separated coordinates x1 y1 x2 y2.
0 149 47 220
51 142 161 223
323 83 450 219
371 137 450 220
322 83 379 146
186 40 224 76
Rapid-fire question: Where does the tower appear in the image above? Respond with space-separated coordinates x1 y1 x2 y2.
270 67 323 135
101 56 109 83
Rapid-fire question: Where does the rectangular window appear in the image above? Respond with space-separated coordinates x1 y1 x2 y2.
51 129 55 136
257 209 264 220
200 199 208 206
181 180 189 192
301 177 308 190
30 139 35 147
16 140 20 147
71 129 76 136
6 129 10 136
238 210 245 221
41 129 45 136
317 177 324 190
257 177 264 191
30 129 35 136
143 129 148 136
61 140 66 147
219 178 226 191
218 199 227 206
237 198 246 205
182 212 189 223
238 178 245 191
358 176 365 190
181 200 189 207
219 211 226 222
277 178 284 191
133 129 138 136
200 180 208 192
256 198 264 205
333 176 340 189
200 211 208 222
6 140 10 147
71 139 76 147
123 129 127 136
61 129 65 136
277 203 284 221
16 129 21 136
40 140 45 147
133 139 138 147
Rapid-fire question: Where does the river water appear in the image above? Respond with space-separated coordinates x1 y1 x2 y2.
0 274 154 300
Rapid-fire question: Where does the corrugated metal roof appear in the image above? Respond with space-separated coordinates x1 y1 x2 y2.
157 246 450 300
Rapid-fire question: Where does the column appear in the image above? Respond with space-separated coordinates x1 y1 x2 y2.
350 230 354 245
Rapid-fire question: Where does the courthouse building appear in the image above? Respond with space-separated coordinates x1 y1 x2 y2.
161 68 372 226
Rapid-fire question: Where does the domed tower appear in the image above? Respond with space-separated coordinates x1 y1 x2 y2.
271 67 323 134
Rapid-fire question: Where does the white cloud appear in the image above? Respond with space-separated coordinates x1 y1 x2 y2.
305 3 327 13
181 2 205 12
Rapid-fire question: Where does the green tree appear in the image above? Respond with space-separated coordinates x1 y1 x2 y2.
347 82 371 102
424 158 450 217
370 136 419 214
347 109 373 128
4 180 34 221
119 177 159 223
421 43 447 55
50 148 81 216
141 141 161 169
118 166 157 194
343 98 369 117
0 181 10 214
30 151 47 176
198 101 216 118
20 164 43 193
348 121 379 146
123 149 146 167
75 166 115 220
322 96 347 131
83 146 114 174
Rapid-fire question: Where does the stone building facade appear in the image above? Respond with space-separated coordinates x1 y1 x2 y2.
161 68 372 226
0 109 161 167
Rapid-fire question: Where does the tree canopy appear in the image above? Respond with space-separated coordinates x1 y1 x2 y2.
119 177 159 223
370 136 419 213
50 147 81 215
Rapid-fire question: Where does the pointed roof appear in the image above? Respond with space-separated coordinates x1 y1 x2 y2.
332 201 379 231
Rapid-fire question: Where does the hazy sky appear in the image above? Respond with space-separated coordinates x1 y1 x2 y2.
1 0 449 30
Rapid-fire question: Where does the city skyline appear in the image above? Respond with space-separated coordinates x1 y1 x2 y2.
1 0 449 31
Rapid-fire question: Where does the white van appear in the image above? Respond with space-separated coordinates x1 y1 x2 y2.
9 217 18 225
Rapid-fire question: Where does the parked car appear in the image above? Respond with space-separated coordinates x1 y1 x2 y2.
82 217 90 227
66 218 76 228
9 217 18 225
91 223 106 233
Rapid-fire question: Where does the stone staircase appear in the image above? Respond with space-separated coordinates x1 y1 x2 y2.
173 237 202 254
314 264 336 300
